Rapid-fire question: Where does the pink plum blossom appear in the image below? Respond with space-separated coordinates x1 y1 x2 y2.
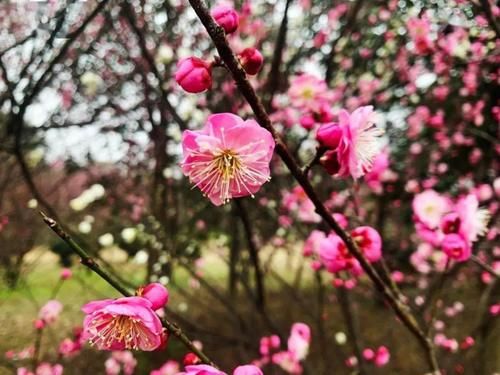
351 226 382 263
282 186 320 223
288 74 332 112
272 351 303 374
18 363 63 375
319 234 362 275
455 194 490 244
407 17 434 54
178 364 227 375
82 296 165 351
150 360 180 375
38 300 63 324
232 365 263 375
318 106 384 179
287 323 311 361
181 113 275 205
412 190 451 229
303 230 326 257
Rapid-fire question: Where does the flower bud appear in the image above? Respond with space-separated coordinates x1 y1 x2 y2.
211 5 239 34
238 48 263 75
34 319 45 330
175 57 212 93
320 150 341 175
441 233 470 262
363 348 375 360
60 268 72 280
316 123 342 149
140 283 169 310
183 352 201 366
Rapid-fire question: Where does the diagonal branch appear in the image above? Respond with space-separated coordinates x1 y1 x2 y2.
40 211 217 367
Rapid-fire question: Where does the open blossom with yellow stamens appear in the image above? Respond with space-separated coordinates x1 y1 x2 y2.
181 113 275 206
82 284 168 351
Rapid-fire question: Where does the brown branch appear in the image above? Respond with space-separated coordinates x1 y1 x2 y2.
263 0 293 110
470 255 500 279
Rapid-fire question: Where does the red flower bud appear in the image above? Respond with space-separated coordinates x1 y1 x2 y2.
316 123 342 149
140 282 169 310
320 150 341 175
238 47 264 75
183 352 201 366
211 5 239 34
175 57 212 93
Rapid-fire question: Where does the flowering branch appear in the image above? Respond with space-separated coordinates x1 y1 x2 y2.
185 1 439 372
39 211 217 367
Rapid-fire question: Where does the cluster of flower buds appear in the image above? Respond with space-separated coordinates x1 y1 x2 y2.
175 4 264 94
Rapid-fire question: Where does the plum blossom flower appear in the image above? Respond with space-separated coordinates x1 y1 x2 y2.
270 323 311 374
455 194 490 244
150 360 180 375
17 363 63 375
303 230 326 257
58 338 81 358
271 351 303 374
181 113 275 205
287 323 311 361
407 17 434 54
105 351 137 375
178 364 227 375
412 190 451 229
281 186 320 223
319 227 382 275
288 74 332 112
351 226 382 263
232 365 263 375
319 233 360 274
317 106 384 179
82 295 165 351
363 150 395 194
39 300 63 324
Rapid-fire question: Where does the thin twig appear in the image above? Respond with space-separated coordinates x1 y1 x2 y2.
40 211 217 367
470 255 500 279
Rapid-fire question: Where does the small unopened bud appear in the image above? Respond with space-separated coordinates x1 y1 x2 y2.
211 5 239 34
175 57 212 93
183 352 201 366
238 47 264 75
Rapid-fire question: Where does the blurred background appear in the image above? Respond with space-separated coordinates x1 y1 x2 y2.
0 0 498 374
